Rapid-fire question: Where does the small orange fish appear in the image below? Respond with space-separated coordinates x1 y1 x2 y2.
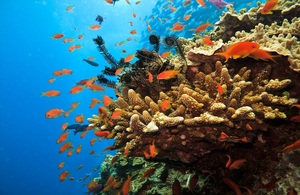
149 140 158 157
283 139 300 154
196 0 206 7
59 141 73 153
48 78 56 83
89 98 101 108
229 159 247 170
103 145 115 152
216 82 223 95
89 24 101 30
68 45 76 52
105 0 114 4
70 85 85 94
142 168 156 178
122 175 131 195
58 162 65 169
59 171 70 182
115 67 124 75
75 114 84 123
90 138 97 146
87 83 105 92
132 11 136 18
111 110 123 119
110 155 119 167
161 99 171 111
80 131 88 138
160 51 171 58
77 164 84 170
169 22 185 31
130 30 137 34
62 68 72 75
56 132 69 144
183 0 191 6
64 111 71 118
103 96 113 107
136 1 141 4
124 53 136 63
74 44 82 49
202 36 214 45
157 70 179 80
51 33 64 39
215 42 260 62
183 13 192 21
78 34 84 39
90 149 95 155
41 90 60 97
67 149 74 157
261 0 278 14
63 38 75 43
46 108 64 118
195 20 211 34
66 6 74 11
69 177 75 181
148 72 153 83
225 155 232 168
61 122 68 130
70 102 80 110
94 130 110 137
76 144 82 154
124 145 130 157
222 178 242 195
53 70 63 76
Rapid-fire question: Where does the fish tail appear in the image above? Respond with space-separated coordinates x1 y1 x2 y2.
214 52 229 62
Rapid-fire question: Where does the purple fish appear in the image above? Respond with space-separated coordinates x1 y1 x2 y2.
208 0 233 9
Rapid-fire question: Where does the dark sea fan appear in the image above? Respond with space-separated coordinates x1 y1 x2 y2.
164 36 187 64
149 34 160 52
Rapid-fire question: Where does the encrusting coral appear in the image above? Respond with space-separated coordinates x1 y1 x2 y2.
88 0 300 194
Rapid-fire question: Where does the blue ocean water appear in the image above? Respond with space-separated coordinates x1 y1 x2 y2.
0 0 260 194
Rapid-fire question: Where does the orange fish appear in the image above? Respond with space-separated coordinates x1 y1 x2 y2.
51 33 64 39
48 78 56 83
196 0 206 7
249 49 277 63
148 72 153 83
46 108 64 118
62 68 72 75
56 132 69 144
183 13 192 21
53 70 63 76
195 20 211 34
225 155 232 168
61 122 68 130
63 38 75 43
130 30 137 34
68 45 76 52
160 51 171 58
124 53 136 63
216 82 223 95
111 110 123 119
115 67 124 75
149 140 158 157
75 114 84 123
41 90 60 97
183 0 191 6
90 138 97 146
202 36 214 45
105 0 114 4
67 149 74 157
70 85 85 94
222 178 242 195
58 162 65 169
157 70 179 80
80 131 88 138
161 99 171 111
103 95 113 107
132 11 136 18
76 144 82 154
90 149 95 155
229 159 247 170
89 98 101 108
124 145 130 157
283 139 300 154
261 0 278 14
87 83 104 92
78 34 84 39
69 177 75 181
122 175 131 195
59 171 70 182
214 42 260 62
110 155 119 167
77 164 84 170
94 130 110 137
136 1 141 4
169 22 185 31
142 168 156 178
70 102 80 110
74 44 82 49
59 141 73 153
66 6 74 11
64 110 71 118
89 24 101 30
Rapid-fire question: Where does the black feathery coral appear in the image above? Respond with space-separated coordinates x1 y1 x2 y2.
96 74 116 88
149 34 160 53
164 36 187 64
93 36 120 68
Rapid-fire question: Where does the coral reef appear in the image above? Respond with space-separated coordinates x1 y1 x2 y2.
88 0 300 194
